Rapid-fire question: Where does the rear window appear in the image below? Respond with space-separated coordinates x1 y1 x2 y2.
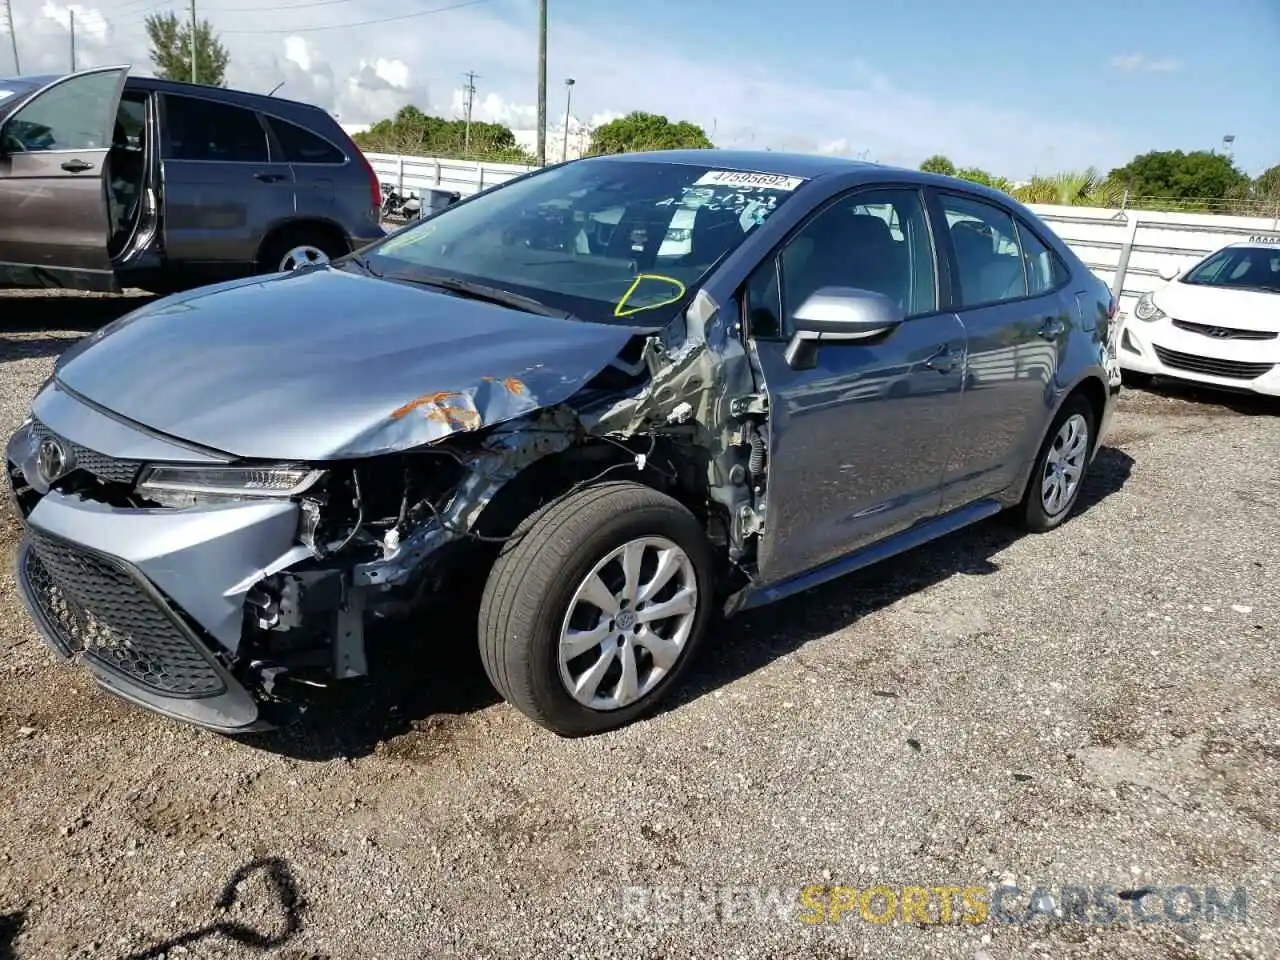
266 115 345 164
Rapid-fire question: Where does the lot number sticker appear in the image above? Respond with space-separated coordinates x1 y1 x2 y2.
694 170 807 191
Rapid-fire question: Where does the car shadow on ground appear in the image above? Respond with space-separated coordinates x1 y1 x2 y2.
247 446 1135 761
1129 379 1280 417
0 291 157 337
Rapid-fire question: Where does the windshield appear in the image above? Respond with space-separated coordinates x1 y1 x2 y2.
363 159 808 324
1182 246 1280 294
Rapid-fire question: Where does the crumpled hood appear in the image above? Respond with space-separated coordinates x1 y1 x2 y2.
54 267 648 460
1153 281 1280 332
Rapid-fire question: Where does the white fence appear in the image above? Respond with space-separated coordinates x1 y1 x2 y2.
366 152 1280 318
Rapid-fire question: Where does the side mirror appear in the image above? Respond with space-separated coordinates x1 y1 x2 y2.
1157 264 1179 281
784 286 905 370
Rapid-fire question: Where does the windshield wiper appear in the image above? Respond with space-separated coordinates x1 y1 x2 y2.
338 251 382 277
384 273 572 319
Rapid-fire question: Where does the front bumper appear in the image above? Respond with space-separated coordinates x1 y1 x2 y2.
1118 318 1280 396
7 421 309 734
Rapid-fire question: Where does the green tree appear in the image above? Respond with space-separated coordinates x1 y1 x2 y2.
919 154 956 176
144 11 230 86
352 105 533 163
1106 149 1249 204
1252 164 1280 202
587 111 713 155
954 167 1014 193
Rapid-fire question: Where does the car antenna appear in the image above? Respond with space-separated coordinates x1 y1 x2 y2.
267 81 285 96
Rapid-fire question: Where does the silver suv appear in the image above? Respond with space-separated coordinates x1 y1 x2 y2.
0 65 385 293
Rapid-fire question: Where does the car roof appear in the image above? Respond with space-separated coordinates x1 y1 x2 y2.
582 148 1025 208
0 69 327 118
589 148 876 180
1227 238 1280 250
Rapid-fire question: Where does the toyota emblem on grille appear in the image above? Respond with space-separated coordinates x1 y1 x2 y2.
36 436 73 484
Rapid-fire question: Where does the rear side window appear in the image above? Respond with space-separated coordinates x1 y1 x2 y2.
1015 219 1070 295
265 116 345 164
939 193 1027 307
163 94 268 163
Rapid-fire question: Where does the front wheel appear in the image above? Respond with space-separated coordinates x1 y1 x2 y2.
478 481 715 737
1017 394 1096 533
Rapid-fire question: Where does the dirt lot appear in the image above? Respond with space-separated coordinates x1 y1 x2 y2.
0 290 1277 960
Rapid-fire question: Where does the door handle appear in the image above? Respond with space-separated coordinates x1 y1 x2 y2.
60 159 92 173
924 345 956 373
254 172 286 183
1038 315 1067 340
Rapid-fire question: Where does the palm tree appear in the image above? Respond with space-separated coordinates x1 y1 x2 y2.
1014 168 1124 207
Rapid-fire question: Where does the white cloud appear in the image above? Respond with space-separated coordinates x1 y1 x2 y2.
1 0 1138 178
1110 52 1182 74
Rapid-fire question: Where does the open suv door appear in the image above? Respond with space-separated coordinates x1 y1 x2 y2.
0 65 129 292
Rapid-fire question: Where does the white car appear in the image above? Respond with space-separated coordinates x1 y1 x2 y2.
1118 238 1280 396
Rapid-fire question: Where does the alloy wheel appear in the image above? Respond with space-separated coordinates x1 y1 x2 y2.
278 245 329 272
1041 412 1089 516
557 536 699 712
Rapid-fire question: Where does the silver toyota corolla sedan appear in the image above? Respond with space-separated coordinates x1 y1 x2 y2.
6 151 1121 738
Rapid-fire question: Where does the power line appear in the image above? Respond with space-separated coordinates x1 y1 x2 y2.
220 0 486 34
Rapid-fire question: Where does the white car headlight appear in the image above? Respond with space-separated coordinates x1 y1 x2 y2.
1133 292 1166 322
137 465 325 507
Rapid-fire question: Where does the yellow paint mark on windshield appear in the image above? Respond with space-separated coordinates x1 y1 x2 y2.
614 274 687 318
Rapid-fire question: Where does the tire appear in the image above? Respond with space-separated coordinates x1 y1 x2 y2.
1017 393 1097 533
478 480 715 737
1121 369 1154 390
257 226 348 274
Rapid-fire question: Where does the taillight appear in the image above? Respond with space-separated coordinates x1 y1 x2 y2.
355 149 381 210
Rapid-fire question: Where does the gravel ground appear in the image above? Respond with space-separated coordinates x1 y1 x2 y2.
0 290 1277 960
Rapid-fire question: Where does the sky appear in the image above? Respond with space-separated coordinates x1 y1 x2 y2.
1 0 1277 178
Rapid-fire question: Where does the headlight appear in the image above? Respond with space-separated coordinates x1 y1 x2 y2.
137 465 325 507
1133 292 1165 322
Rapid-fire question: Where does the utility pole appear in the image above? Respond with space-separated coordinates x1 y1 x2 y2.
561 77 574 162
189 0 198 84
69 9 75 71
462 70 478 155
3 0 19 75
535 0 546 166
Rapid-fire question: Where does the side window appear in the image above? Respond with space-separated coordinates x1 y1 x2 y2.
265 116 345 164
1015 219 1069 296
163 95 269 163
0 71 122 153
939 194 1028 307
778 188 936 326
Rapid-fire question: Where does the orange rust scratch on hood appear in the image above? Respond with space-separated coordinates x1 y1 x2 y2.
390 391 461 420
482 376 529 395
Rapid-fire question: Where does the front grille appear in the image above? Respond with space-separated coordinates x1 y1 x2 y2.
1153 345 1275 381
22 527 226 697
1172 319 1278 342
28 419 142 485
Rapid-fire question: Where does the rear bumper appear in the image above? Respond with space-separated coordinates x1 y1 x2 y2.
1118 319 1280 396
